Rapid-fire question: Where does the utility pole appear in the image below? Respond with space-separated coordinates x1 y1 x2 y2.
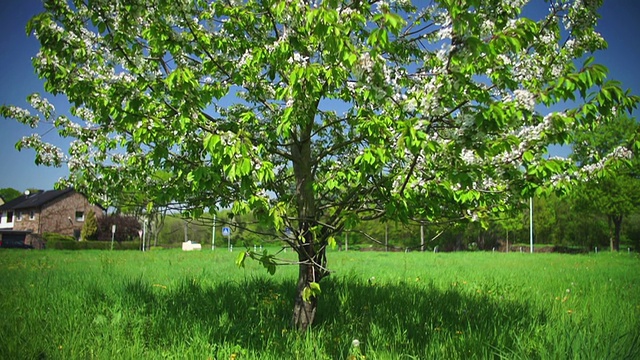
529 197 534 253
212 214 216 250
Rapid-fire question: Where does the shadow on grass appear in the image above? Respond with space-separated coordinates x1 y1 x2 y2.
81 273 554 358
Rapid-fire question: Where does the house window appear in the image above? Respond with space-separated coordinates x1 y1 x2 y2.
29 210 35 220
6 211 13 223
16 211 22 221
75 211 85 222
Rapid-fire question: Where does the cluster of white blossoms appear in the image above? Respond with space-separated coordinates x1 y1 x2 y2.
238 50 254 67
373 1 389 14
466 209 480 222
4 106 39 128
19 134 65 167
502 0 530 9
355 52 374 79
580 146 633 176
460 149 477 165
72 107 96 126
28 94 54 116
512 54 545 84
287 52 309 65
512 89 536 112
266 28 290 53
480 19 495 36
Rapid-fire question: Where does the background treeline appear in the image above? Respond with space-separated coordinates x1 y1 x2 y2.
149 192 639 252
4 181 639 252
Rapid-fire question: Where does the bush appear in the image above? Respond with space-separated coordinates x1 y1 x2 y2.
43 232 142 250
43 232 76 242
97 214 141 242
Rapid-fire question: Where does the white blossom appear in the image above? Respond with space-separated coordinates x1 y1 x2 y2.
461 149 476 165
513 89 536 111
28 94 55 116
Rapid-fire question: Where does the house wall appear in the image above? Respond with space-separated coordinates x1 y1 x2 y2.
12 192 103 238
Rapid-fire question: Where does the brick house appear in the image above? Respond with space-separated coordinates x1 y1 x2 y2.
0 188 105 247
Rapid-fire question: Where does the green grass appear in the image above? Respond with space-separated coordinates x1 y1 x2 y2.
0 249 638 359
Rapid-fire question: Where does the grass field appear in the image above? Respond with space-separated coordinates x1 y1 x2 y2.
1 248 638 359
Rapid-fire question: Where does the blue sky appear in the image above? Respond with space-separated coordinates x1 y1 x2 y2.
1 0 639 192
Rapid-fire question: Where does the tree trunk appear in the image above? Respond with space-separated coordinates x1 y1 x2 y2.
291 127 324 330
608 216 613 252
608 215 623 252
292 243 320 331
613 215 623 252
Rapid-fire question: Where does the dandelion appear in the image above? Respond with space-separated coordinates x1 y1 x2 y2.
352 339 360 347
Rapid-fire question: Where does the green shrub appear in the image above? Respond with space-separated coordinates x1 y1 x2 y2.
80 209 98 241
43 232 141 250
43 232 75 242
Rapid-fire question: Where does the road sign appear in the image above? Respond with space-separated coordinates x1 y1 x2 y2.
222 227 231 236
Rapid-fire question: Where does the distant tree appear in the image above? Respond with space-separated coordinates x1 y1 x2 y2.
572 175 640 251
0 188 22 202
571 115 640 251
80 209 98 241
495 204 526 250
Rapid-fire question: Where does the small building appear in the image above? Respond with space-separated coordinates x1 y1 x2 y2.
0 188 104 247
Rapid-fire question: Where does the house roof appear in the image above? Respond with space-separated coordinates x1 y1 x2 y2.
0 188 75 211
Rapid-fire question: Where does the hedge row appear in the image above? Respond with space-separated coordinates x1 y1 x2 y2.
43 233 141 250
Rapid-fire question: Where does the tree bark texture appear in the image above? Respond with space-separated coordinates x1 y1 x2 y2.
608 215 623 252
292 244 319 331
291 132 323 330
613 215 623 252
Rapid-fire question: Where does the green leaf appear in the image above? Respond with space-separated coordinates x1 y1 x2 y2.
522 150 534 163
235 251 247 268
238 158 252 176
327 236 337 249
203 133 221 152
302 282 322 302
309 282 321 294
302 286 312 302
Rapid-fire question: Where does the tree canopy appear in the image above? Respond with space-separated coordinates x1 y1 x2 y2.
571 114 640 251
0 188 22 202
2 0 639 329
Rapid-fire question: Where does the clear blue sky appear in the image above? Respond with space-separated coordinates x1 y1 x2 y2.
1 0 639 192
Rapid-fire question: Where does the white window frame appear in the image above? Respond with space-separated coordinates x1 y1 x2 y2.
75 211 85 222
16 211 22 221
29 210 35 220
